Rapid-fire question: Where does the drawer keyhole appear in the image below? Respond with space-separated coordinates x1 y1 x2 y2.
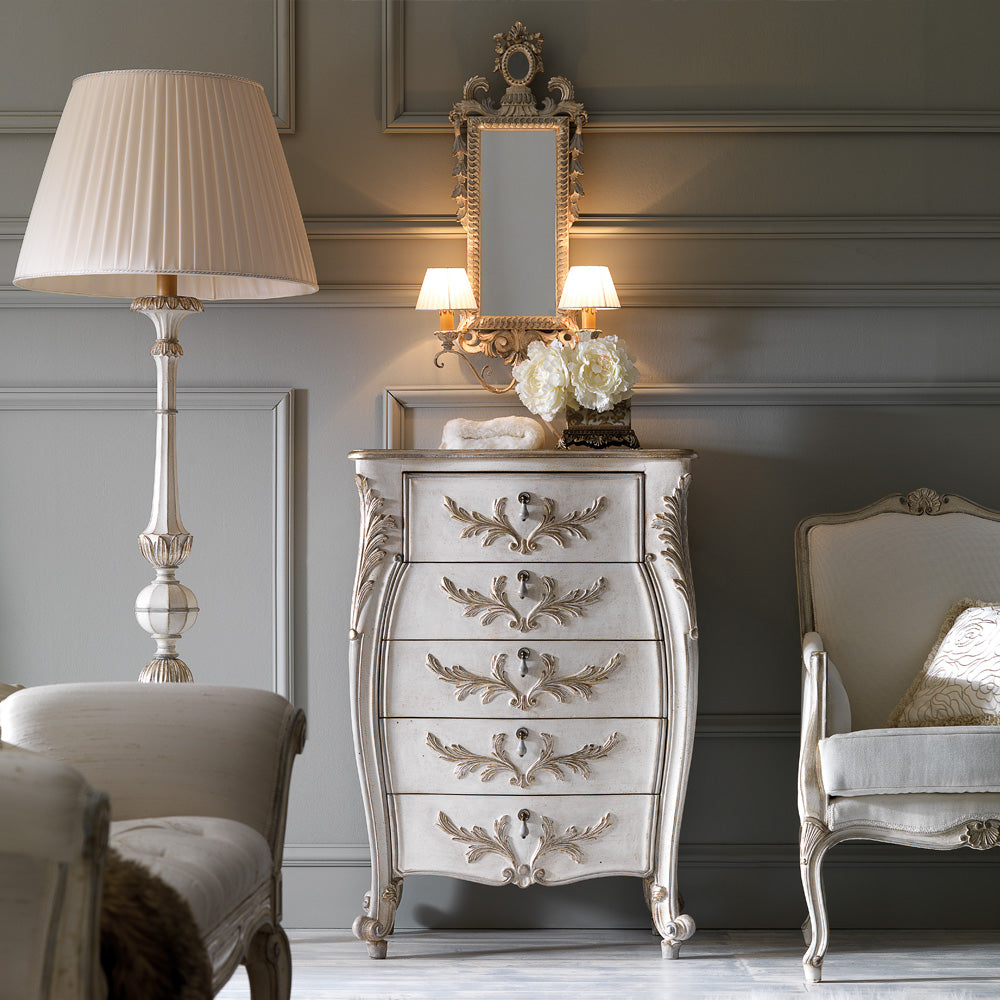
518 492 531 521
516 727 529 757
517 808 530 839
517 647 530 678
517 570 530 599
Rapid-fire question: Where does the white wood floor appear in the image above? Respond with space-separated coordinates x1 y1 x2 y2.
216 928 1000 998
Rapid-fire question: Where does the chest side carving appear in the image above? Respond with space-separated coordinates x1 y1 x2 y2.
441 573 607 632
351 474 396 635
443 494 607 553
435 810 614 888
426 730 621 787
426 651 624 710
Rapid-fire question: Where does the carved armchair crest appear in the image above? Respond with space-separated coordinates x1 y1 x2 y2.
795 488 1000 982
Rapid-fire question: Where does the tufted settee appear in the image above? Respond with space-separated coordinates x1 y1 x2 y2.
0 683 305 1000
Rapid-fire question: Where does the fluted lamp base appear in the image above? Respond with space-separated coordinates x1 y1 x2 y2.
132 282 202 683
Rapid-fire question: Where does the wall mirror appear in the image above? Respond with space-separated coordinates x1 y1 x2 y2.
435 22 587 391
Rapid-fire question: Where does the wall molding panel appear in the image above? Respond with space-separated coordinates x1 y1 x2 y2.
4 214 1000 309
0 0 295 132
383 382 1000 449
383 0 1000 134
0 388 295 699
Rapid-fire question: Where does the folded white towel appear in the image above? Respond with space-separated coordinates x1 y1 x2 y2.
440 415 545 450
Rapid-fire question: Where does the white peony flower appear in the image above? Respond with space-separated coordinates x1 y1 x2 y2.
513 340 577 422
566 334 639 412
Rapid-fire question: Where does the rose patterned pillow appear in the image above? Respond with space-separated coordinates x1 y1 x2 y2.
888 600 1000 728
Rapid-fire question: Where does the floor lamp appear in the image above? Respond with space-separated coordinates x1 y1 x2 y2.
13 70 317 682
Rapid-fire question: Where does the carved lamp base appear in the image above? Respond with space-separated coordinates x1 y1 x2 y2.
558 399 640 450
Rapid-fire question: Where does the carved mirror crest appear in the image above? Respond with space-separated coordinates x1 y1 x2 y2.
436 23 587 392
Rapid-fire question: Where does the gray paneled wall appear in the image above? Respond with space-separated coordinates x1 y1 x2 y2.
3 0 1000 930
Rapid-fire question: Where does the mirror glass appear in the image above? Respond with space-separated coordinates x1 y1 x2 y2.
478 127 557 318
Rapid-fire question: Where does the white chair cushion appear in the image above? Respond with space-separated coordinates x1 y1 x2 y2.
109 816 271 935
819 727 1000 795
828 791 1000 834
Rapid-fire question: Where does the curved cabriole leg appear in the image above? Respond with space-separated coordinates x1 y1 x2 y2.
353 876 401 959
800 822 832 983
647 879 696 959
245 925 291 1000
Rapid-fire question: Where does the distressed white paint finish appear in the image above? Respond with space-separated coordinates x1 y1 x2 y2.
393 794 655 883
405 472 642 562
384 717 660 795
382 639 662 719
387 562 658 641
349 450 698 958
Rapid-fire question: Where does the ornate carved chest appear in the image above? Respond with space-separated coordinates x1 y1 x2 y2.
348 450 698 958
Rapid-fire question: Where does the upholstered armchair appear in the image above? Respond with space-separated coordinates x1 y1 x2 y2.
0 683 305 1000
795 488 1000 982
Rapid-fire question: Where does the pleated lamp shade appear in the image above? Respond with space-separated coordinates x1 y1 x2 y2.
14 69 317 300
415 268 477 311
558 266 620 310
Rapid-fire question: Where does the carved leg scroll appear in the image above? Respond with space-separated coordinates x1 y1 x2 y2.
646 878 696 959
245 925 291 1000
800 819 832 983
353 875 402 959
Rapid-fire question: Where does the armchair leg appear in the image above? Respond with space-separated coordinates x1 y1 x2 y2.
800 819 833 983
245 925 291 1000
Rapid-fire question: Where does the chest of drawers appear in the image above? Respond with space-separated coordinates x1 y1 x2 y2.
348 450 698 959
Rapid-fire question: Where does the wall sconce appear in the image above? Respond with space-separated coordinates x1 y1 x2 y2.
558 266 621 331
416 268 477 331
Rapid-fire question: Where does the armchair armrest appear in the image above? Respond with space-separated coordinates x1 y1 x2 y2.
799 633 830 823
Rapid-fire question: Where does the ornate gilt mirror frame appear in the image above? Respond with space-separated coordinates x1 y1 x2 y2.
435 23 587 392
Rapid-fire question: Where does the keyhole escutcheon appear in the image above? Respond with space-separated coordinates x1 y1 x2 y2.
518 492 531 521
516 727 529 757
517 570 530 599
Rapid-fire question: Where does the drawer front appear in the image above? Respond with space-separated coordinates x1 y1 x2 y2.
393 793 655 884
405 472 642 563
387 563 657 640
384 718 662 795
382 640 663 719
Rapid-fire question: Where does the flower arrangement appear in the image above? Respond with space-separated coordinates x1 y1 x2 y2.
513 334 639 422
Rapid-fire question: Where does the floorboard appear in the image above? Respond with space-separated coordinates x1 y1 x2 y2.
216 928 1000 998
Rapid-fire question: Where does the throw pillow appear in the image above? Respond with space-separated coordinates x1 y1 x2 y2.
887 600 1000 728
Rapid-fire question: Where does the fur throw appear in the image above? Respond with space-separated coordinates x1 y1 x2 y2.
440 415 545 450
100 848 212 1000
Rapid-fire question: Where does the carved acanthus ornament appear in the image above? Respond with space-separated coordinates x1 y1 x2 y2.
650 475 698 638
350 476 395 636
441 574 607 632
426 730 620 787
799 818 829 865
961 819 1000 850
443 494 607 553
436 810 613 888
426 651 623 710
903 487 945 515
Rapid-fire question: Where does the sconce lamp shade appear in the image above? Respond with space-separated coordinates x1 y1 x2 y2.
415 268 477 311
558 266 621 310
14 69 317 300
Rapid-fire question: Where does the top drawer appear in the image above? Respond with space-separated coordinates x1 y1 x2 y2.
405 472 642 563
